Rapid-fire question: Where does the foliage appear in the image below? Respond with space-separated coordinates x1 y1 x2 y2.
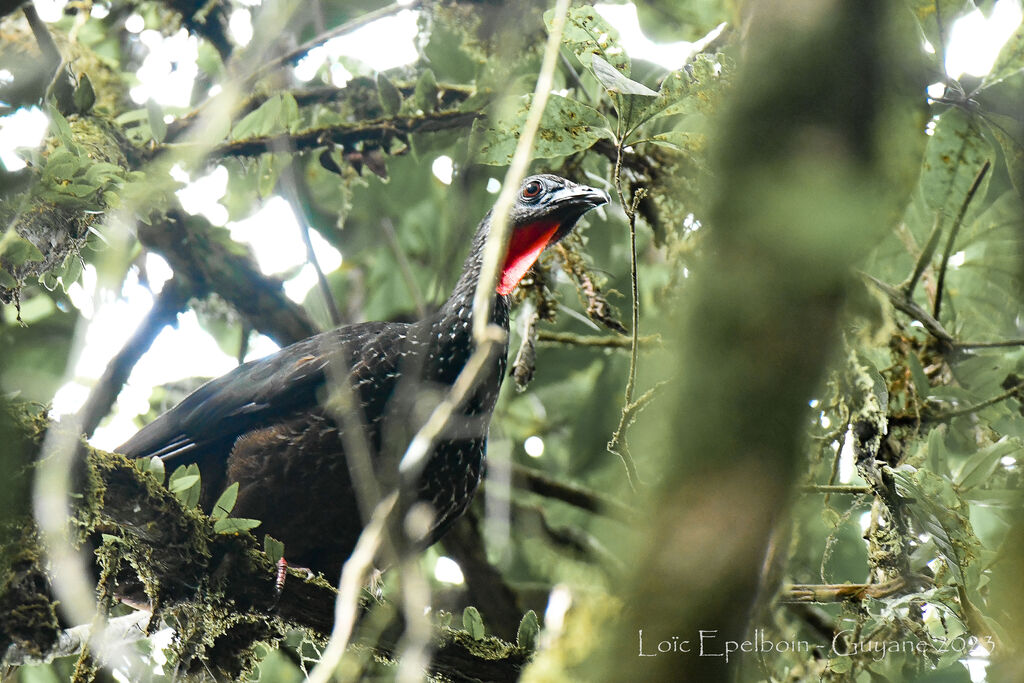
1 0 1023 682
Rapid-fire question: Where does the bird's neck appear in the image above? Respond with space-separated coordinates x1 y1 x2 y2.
442 213 512 332
420 215 511 409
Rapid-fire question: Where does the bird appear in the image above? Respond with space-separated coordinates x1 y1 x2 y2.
116 173 609 579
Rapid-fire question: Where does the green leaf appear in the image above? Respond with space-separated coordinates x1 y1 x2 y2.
982 112 1024 201
214 517 261 534
920 108 991 221
146 99 167 143
169 474 200 493
64 182 101 198
257 153 291 197
137 455 166 485
115 108 151 125
926 425 951 479
892 467 980 583
46 105 80 154
207 108 233 143
378 73 403 117
73 73 96 113
987 19 1024 85
590 55 658 132
628 54 724 135
263 534 285 564
591 55 656 96
211 481 239 520
414 68 439 113
635 2 728 44
956 439 1021 491
84 162 126 185
906 351 931 400
42 148 80 181
516 610 539 650
0 231 44 266
462 606 485 639
908 0 975 54
168 463 202 508
943 191 1024 339
643 131 705 153
828 656 853 674
547 5 630 76
233 94 283 140
72 72 96 112
281 92 300 133
471 94 611 165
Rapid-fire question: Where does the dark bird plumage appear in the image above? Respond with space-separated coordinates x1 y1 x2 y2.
117 174 608 577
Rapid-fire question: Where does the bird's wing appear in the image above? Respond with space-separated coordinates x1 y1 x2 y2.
116 320 402 467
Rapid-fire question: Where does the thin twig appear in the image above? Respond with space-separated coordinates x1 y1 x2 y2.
781 575 924 603
902 214 942 298
23 3 66 104
398 329 505 479
919 379 1024 422
510 500 624 569
620 156 643 405
394 552 434 683
800 484 871 495
605 147 646 490
933 160 990 320
274 136 344 328
299 217 342 327
536 329 655 348
560 51 592 103
863 273 955 344
245 1 421 87
381 218 427 319
955 338 1024 350
306 493 397 683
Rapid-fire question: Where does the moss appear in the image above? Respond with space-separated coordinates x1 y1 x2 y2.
0 109 135 305
441 627 521 660
0 527 59 658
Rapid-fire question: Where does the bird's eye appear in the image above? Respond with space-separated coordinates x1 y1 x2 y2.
522 180 543 199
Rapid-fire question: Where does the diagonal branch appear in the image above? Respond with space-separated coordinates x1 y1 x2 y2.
863 273 955 346
77 278 190 438
138 208 317 346
244 1 423 87
509 463 635 520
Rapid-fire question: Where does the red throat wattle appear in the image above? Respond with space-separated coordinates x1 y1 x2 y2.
497 221 559 295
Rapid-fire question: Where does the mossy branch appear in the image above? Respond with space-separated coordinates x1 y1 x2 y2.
153 111 481 161
0 405 531 680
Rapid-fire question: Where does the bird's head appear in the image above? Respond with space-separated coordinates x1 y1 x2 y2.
498 174 609 295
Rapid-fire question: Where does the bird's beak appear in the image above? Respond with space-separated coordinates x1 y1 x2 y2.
552 182 610 211
549 182 610 240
